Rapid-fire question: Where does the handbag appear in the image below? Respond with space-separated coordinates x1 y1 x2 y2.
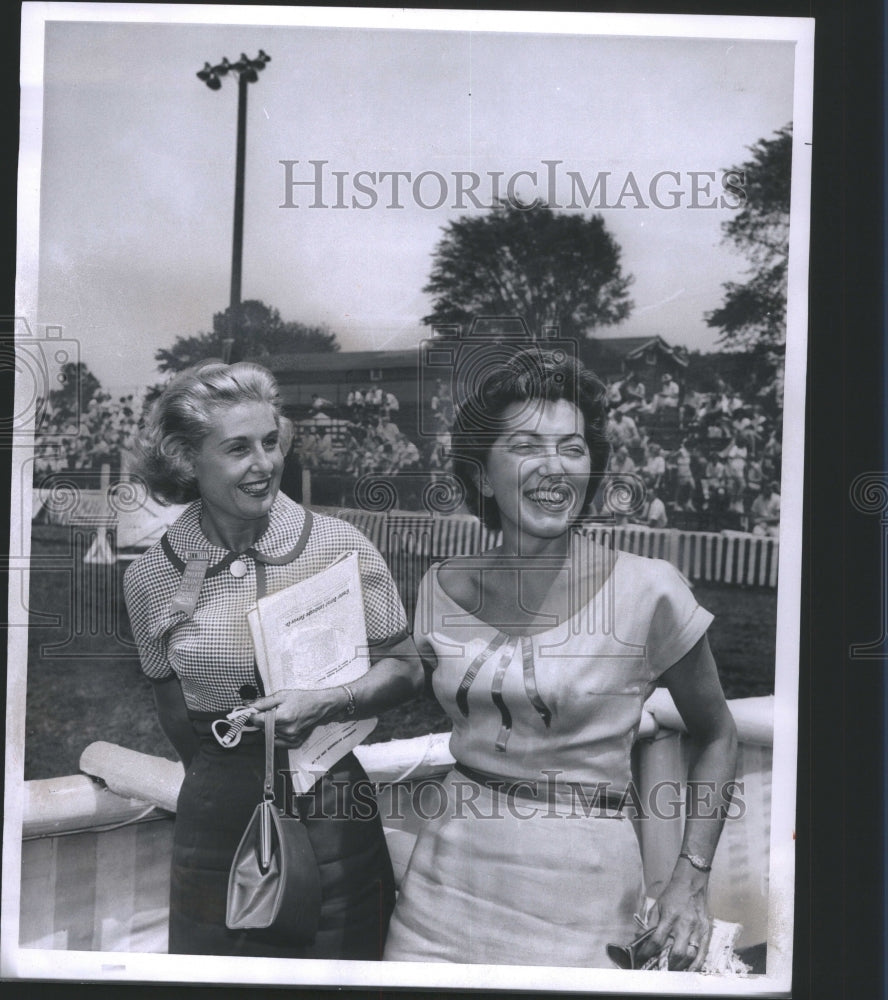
225 707 322 942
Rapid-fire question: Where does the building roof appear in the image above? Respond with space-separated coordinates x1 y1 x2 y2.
264 348 419 375
261 334 687 379
584 335 689 367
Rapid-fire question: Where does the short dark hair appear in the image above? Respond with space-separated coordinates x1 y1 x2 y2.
450 347 610 530
131 361 283 505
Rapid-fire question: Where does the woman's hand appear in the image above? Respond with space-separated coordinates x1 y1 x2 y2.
248 687 345 747
634 865 711 971
638 632 737 971
245 638 422 748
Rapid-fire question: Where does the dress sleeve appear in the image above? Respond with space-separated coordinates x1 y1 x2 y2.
645 560 714 678
410 566 438 672
123 558 176 681
351 530 409 646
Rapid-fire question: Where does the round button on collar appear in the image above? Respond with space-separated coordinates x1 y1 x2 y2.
229 559 248 578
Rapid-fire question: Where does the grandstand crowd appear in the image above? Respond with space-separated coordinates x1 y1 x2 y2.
292 367 783 538
598 371 782 536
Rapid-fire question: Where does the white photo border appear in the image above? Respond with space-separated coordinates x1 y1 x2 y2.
5 4 814 994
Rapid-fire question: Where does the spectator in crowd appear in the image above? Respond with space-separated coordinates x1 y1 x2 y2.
310 392 334 413
745 459 764 508
378 413 400 445
690 444 708 493
704 406 731 442
620 373 647 413
398 437 421 469
609 444 636 476
680 390 708 429
633 483 668 528
762 429 782 482
429 430 452 471
750 403 769 437
606 409 641 453
721 435 748 502
601 445 640 525
383 391 400 416
702 452 727 508
643 442 666 489
315 427 337 467
751 482 781 537
730 408 758 456
605 374 626 409
668 440 696 512
655 372 680 412
299 427 320 470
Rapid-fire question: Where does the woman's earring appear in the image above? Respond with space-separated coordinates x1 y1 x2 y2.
479 478 494 497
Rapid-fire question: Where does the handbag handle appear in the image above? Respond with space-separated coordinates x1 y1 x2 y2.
259 706 277 872
263 706 276 802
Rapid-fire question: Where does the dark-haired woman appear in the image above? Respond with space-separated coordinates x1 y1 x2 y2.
124 361 421 958
384 349 737 969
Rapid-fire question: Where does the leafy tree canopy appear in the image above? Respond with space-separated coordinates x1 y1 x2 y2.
38 361 103 429
155 300 340 374
705 125 792 354
422 200 633 340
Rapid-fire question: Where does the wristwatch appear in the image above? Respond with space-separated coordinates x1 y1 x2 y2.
678 851 712 872
341 683 357 718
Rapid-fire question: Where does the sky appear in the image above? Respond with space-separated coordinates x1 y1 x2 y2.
21 8 802 394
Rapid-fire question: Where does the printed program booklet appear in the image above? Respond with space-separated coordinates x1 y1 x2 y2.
247 550 376 793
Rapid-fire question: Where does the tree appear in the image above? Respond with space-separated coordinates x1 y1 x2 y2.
705 125 792 357
422 200 633 339
53 361 102 415
155 299 340 374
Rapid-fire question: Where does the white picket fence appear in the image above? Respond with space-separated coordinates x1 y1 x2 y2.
33 489 778 589
334 509 779 589
595 524 779 589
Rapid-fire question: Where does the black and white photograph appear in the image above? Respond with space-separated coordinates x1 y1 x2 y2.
4 4 814 994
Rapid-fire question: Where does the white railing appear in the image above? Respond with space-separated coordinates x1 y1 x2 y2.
19 694 773 954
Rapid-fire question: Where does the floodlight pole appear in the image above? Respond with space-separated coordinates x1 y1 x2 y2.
196 51 271 362
230 70 248 324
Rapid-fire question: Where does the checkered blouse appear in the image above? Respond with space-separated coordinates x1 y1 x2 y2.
123 494 408 714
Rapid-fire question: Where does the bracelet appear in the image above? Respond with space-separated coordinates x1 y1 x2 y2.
678 851 712 872
341 683 357 718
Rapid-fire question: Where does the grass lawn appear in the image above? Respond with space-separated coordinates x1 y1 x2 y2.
20 525 777 780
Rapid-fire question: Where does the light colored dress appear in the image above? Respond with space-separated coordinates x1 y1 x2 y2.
384 548 713 967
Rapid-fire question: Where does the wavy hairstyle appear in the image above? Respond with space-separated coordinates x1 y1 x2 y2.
131 361 287 505
450 347 610 531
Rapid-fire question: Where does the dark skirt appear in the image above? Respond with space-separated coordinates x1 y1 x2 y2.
169 730 395 959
